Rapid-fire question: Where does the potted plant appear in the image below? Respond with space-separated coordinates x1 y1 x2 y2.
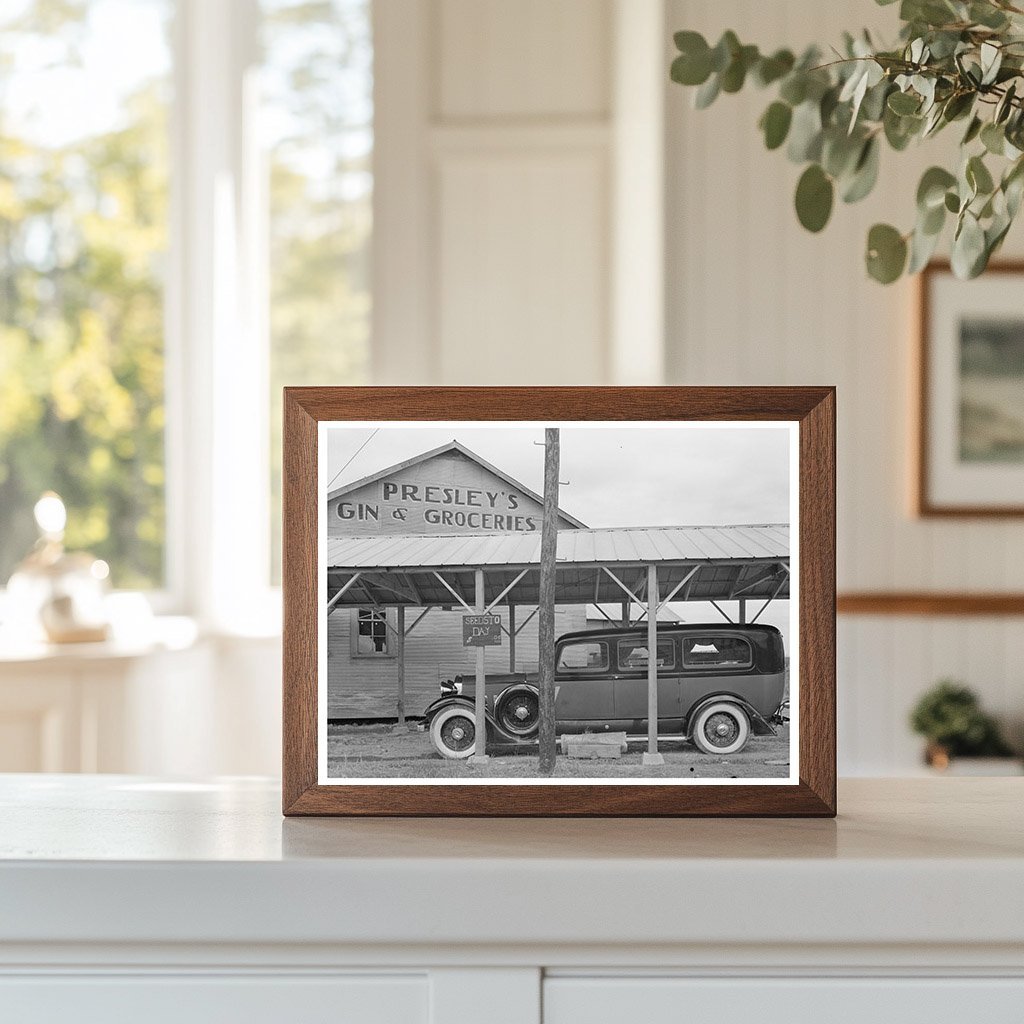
909 680 1020 773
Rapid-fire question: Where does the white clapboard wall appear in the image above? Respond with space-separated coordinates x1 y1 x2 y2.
666 0 1024 774
327 606 586 719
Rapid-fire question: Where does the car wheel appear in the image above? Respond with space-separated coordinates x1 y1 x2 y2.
494 684 539 737
690 701 750 755
430 706 477 759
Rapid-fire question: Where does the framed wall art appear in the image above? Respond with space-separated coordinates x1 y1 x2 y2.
917 261 1024 517
282 387 836 816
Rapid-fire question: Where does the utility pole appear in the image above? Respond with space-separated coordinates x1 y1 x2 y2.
537 428 560 775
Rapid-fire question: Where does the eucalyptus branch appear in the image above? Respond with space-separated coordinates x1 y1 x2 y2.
670 0 1024 283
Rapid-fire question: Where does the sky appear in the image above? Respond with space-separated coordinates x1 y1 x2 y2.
326 423 792 528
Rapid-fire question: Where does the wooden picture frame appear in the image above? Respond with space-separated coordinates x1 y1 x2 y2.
916 260 1024 517
283 387 836 816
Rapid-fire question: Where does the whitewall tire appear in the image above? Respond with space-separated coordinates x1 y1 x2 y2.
690 701 751 755
429 705 478 759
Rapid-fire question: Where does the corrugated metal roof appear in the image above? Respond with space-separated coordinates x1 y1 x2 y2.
325 525 790 607
327 524 788 571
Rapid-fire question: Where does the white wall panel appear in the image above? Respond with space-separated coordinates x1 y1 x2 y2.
665 0 1024 773
374 0 627 385
438 0 610 120
436 150 608 384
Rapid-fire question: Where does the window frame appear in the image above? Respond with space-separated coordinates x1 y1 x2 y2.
681 634 754 672
616 637 676 673
556 640 609 675
351 608 396 659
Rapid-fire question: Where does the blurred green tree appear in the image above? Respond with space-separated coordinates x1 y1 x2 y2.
0 0 169 588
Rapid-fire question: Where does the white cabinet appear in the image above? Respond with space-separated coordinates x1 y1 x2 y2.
1 777 1023 1022
544 977 1024 1023
1 975 428 1024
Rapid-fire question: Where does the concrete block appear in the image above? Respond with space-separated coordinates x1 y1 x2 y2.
561 732 627 759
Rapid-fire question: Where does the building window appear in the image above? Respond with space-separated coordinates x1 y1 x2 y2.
0 0 172 589
355 609 391 656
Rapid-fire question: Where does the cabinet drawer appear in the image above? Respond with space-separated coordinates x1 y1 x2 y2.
0 974 427 1024
544 977 1024 1024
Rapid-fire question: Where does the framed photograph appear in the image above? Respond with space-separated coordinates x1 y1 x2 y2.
283 387 835 816
917 261 1024 517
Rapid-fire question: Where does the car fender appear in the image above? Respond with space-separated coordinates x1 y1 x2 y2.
422 696 524 742
685 693 777 737
423 695 475 721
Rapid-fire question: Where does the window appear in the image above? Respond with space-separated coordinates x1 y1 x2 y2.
355 609 391 656
682 636 753 670
617 639 675 672
262 0 372 581
0 0 172 589
0 1 373 619
557 641 608 673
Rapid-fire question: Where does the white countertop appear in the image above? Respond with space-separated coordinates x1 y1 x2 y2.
1 775 1022 953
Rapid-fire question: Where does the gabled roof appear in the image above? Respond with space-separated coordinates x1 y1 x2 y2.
327 440 587 529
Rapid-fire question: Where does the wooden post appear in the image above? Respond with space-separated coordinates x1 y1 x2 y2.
621 599 629 627
642 562 664 766
537 428 560 776
738 598 746 624
468 568 489 764
508 602 516 672
396 605 406 727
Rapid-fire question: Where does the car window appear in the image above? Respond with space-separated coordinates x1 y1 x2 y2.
682 635 752 669
617 639 675 671
557 641 608 673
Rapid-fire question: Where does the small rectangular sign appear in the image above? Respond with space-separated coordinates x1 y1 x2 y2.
462 613 502 647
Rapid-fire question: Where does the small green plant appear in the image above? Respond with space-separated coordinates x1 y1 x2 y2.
670 0 1024 283
909 679 1014 757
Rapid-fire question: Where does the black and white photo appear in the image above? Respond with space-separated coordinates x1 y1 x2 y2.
318 421 798 785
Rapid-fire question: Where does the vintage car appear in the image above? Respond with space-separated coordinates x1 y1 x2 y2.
423 622 788 759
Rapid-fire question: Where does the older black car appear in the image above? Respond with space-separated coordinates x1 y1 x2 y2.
423 622 787 759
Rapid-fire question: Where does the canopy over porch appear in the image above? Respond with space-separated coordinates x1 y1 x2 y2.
326 524 790 611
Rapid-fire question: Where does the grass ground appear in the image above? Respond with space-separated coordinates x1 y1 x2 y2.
327 721 791 780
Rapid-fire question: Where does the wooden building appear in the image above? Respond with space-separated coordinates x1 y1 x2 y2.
326 441 586 719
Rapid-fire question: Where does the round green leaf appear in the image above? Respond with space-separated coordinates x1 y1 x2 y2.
760 101 792 150
962 116 983 145
671 32 712 86
795 164 834 233
787 101 823 162
917 166 957 211
981 122 1005 155
944 190 961 214
754 49 794 87
887 90 920 116
842 137 880 203
866 223 908 284
908 223 942 274
694 73 721 109
779 74 807 106
967 155 995 196
952 213 987 278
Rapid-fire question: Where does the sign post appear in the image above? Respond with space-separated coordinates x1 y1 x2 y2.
642 562 665 766
467 569 490 764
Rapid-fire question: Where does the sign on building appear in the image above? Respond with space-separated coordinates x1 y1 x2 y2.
462 614 502 647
